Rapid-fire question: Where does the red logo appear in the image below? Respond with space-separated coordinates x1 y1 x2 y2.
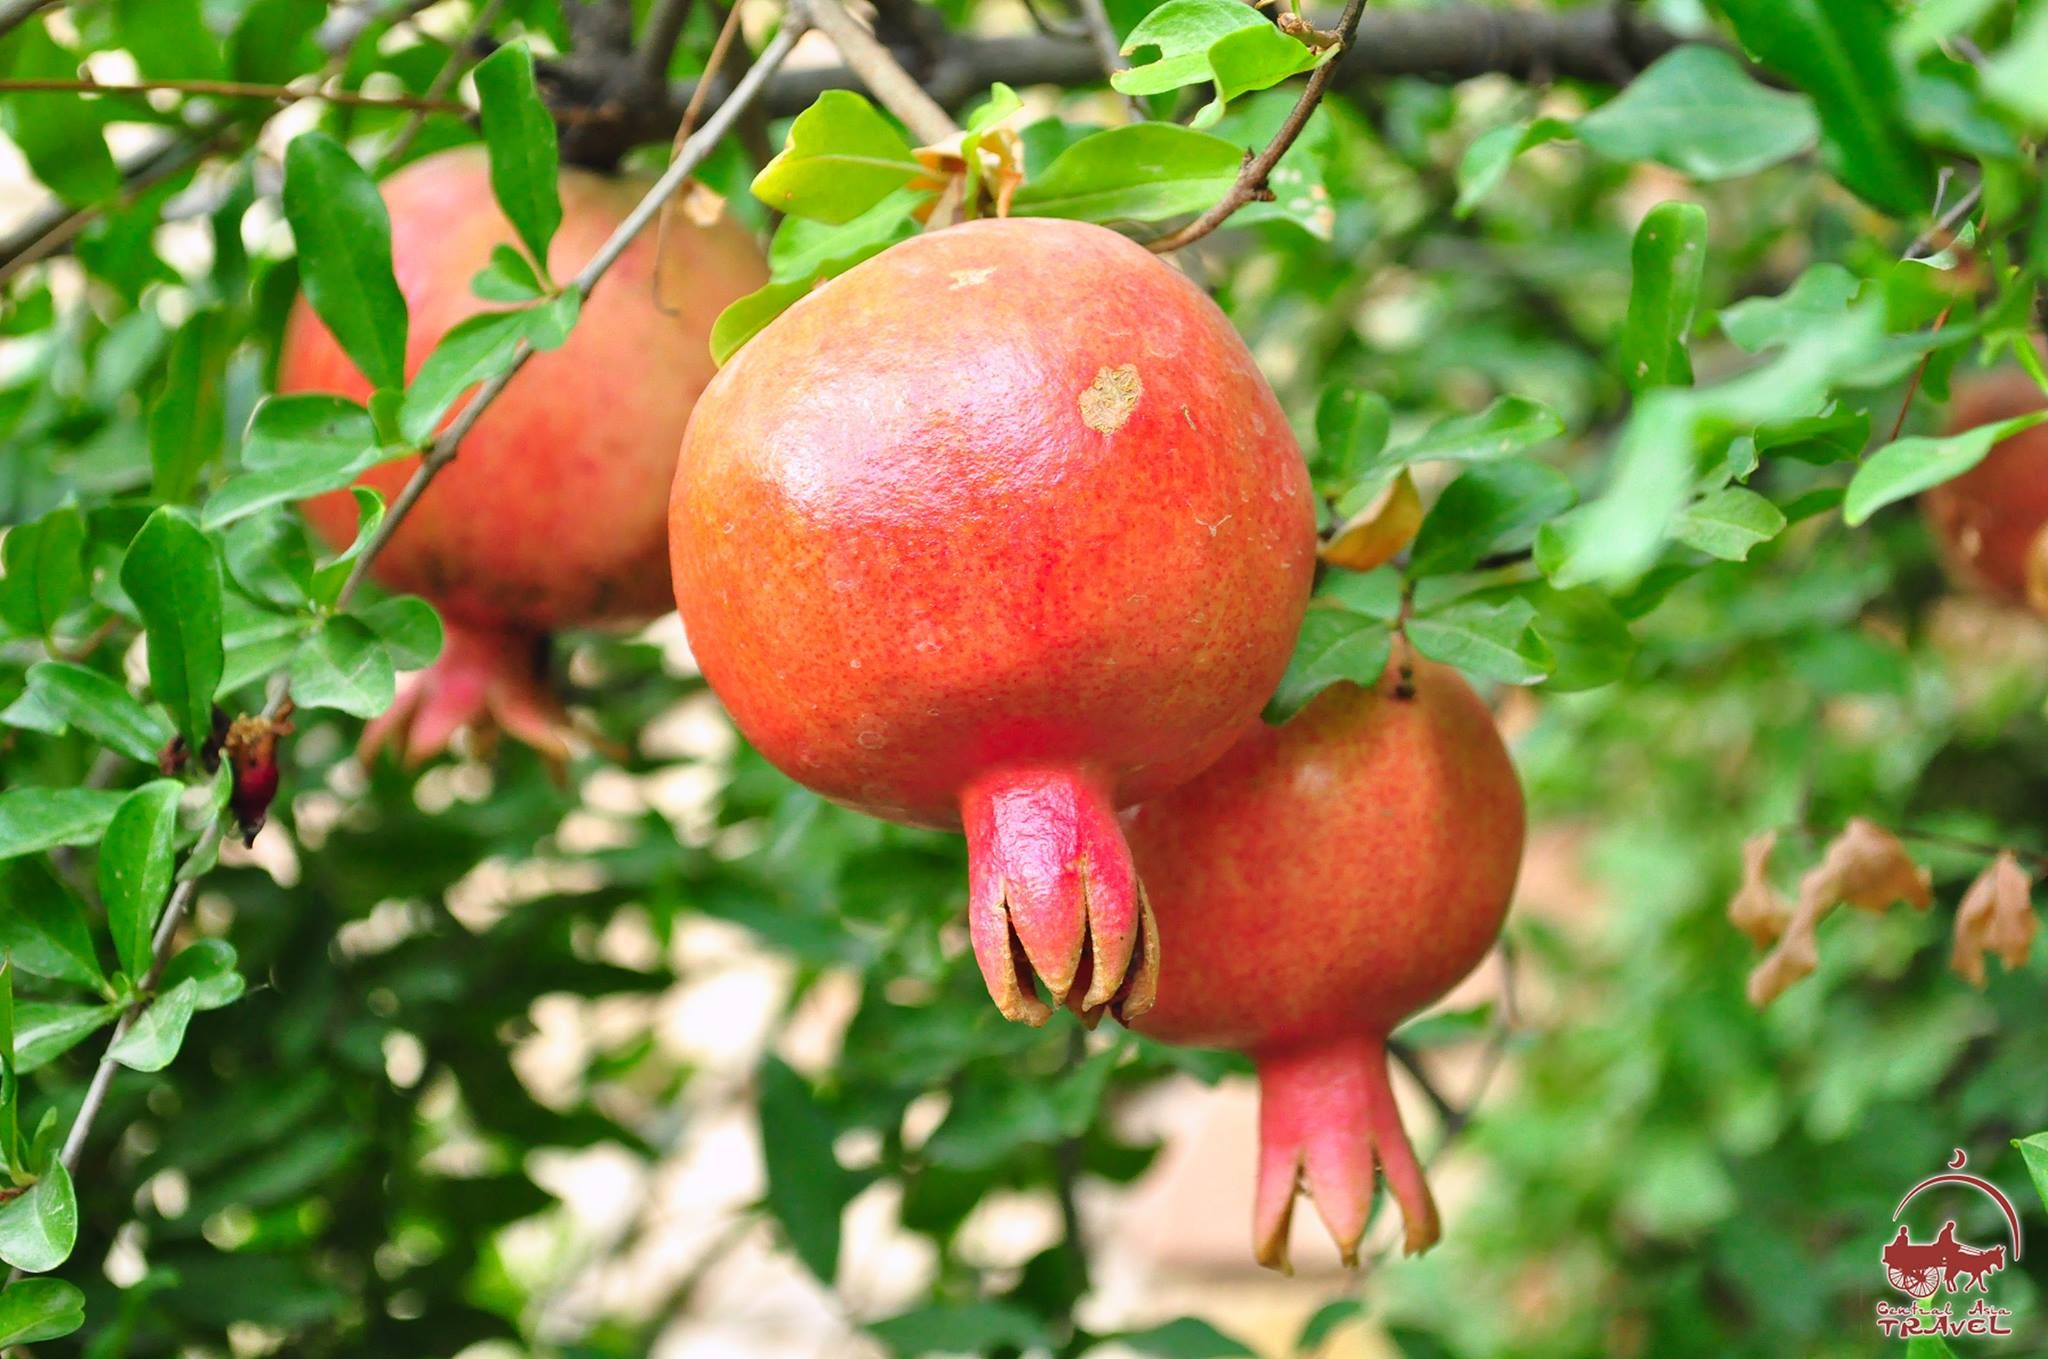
1876 1150 2022 1340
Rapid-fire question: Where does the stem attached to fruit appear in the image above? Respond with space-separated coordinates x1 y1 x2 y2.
1252 1033 1440 1274
961 763 1159 1026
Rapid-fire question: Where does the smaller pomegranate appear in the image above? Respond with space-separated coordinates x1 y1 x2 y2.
1125 660 1524 1270
1922 371 2048 612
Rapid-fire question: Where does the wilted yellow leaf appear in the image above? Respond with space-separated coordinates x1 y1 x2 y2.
1320 470 1422 572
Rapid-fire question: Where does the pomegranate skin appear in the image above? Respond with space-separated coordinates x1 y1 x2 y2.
1126 661 1524 1268
671 217 1316 1023
1922 371 2048 610
279 147 766 759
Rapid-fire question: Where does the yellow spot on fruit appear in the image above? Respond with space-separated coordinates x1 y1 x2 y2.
950 267 997 289
1080 364 1142 435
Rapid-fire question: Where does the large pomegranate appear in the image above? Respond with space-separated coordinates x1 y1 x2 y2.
1922 370 2048 612
1126 660 1524 1269
280 146 766 762
670 217 1317 1025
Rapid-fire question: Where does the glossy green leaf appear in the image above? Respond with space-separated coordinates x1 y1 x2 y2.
229 0 322 82
0 21 120 205
1718 263 1861 352
2016 1132 2048 1215
0 505 86 642
0 861 105 990
100 780 183 981
121 508 224 748
204 395 384 529
108 978 202 1072
282 132 409 392
1843 412 2048 526
1267 603 1391 720
1113 0 1269 96
1311 388 1392 497
1407 596 1552 684
1577 46 1817 180
398 295 582 444
10 1002 119 1073
355 595 443 670
1375 396 1566 473
1619 202 1708 392
6 662 173 764
471 242 548 302
752 91 925 225
473 43 562 274
0 1158 76 1273
0 788 129 862
868 1302 1046 1356
289 617 396 717
1455 118 1573 217
0 1277 86 1346
149 308 228 503
1010 123 1242 223
158 939 245 1012
1409 458 1577 577
1673 486 1787 560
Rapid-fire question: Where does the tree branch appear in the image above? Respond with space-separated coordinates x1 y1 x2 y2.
0 75 470 110
804 0 958 144
381 0 509 168
635 0 699 88
1144 0 1370 253
0 0 58 43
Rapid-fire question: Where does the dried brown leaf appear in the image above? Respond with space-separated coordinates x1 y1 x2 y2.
1728 830 1791 948
1951 851 2037 987
1746 819 1931 1007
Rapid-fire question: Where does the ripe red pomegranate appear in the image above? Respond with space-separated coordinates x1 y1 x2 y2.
670 217 1317 1024
279 146 766 762
1125 660 1524 1269
1923 371 2048 612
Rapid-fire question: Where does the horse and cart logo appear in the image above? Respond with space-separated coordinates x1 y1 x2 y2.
1875 1149 2023 1340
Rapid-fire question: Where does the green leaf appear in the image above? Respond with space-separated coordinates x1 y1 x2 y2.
752 91 925 225
108 979 201 1073
205 395 385 529
1981 3 2048 129
1711 0 1930 216
1 962 18 1177
229 0 322 83
1311 388 1391 496
1576 46 1817 180
282 132 409 392
289 617 396 718
868 1303 1046 1356
1113 0 1269 96
1455 118 1573 218
356 595 444 670
1673 486 1786 560
1619 201 1708 392
0 788 129 862
1267 603 1391 720
114 0 223 78
158 939 245 1012
1406 596 1552 684
0 1278 86 1346
756 1056 859 1284
149 309 228 503
1843 412 2048 526
1894 0 2001 59
0 861 105 990
0 505 86 641
223 515 314 608
1718 263 1861 352
0 21 120 205
1409 458 1576 577
472 43 562 274
0 1159 76 1273
121 508 224 749
7 662 174 764
1010 123 1242 223
1375 396 1565 473
472 242 548 301
11 1002 119 1072
2015 1132 2048 1215
1296 1298 1365 1352
398 296 582 444
716 192 922 364
309 487 385 606
1107 1317 1258 1358
1201 22 1326 119
99 780 183 982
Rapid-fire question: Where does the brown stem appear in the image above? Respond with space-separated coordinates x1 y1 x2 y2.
803 0 958 144
1145 0 1371 253
636 0 700 88
0 75 469 110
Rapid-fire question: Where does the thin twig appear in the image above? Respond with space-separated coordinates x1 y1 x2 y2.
0 75 469 110
636 0 699 88
1903 180 1983 263
1146 0 1370 253
381 0 509 169
336 11 813 610
1075 0 1145 122
0 0 57 42
652 0 750 312
803 0 957 144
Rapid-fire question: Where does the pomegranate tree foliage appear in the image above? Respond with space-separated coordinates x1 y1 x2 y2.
3 0 2048 1352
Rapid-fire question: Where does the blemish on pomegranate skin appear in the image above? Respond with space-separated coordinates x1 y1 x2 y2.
1079 364 1142 435
950 267 998 289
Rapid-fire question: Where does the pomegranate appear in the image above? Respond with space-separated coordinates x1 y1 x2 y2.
279 146 766 762
670 217 1316 1024
1125 660 1524 1269
1922 370 2048 612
